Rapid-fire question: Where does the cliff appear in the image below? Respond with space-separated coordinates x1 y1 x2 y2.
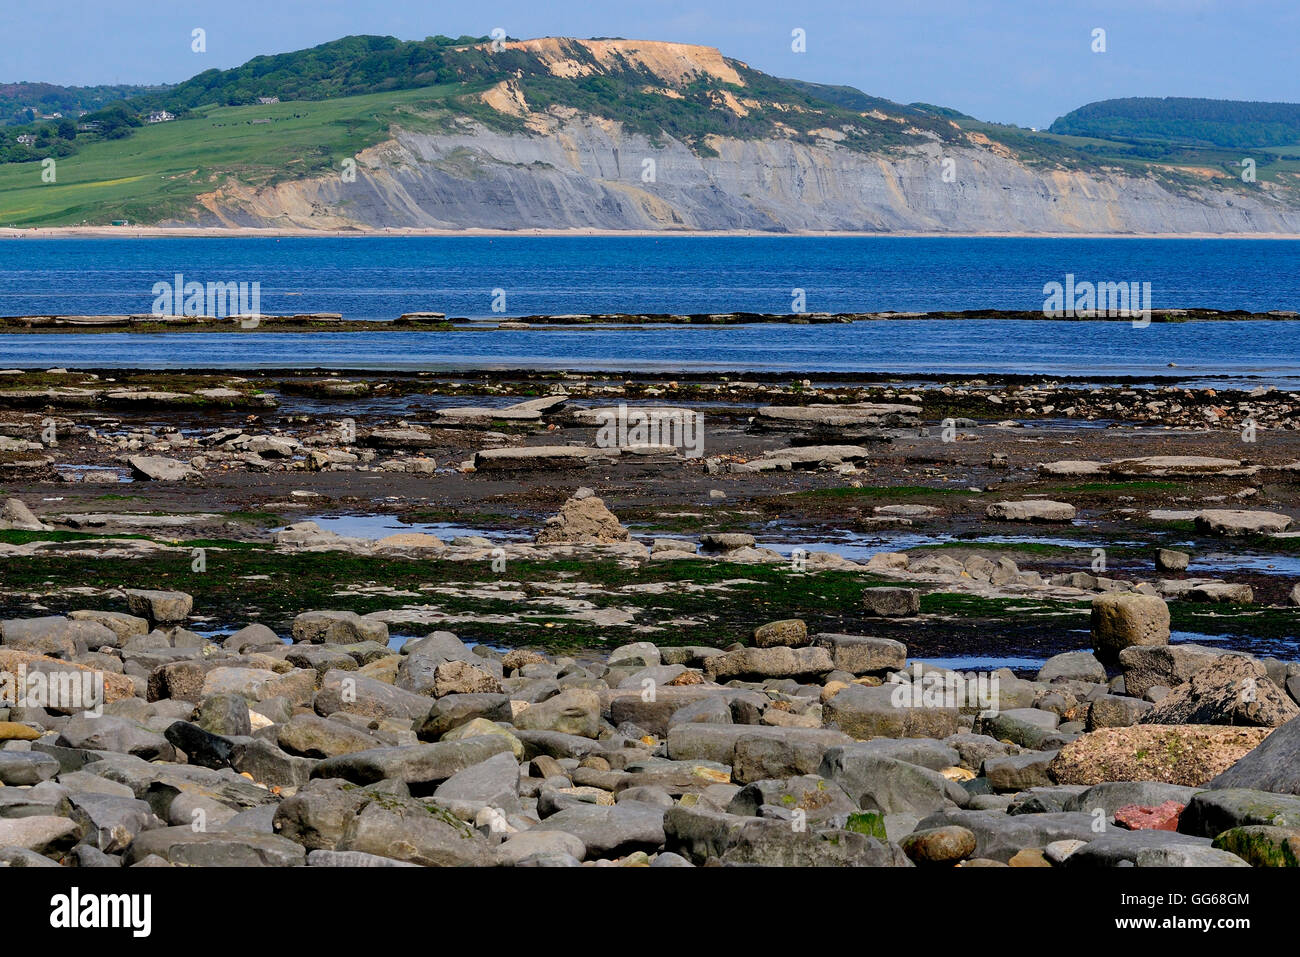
187 119 1300 233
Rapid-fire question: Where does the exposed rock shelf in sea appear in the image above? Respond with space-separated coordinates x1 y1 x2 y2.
2 308 1298 332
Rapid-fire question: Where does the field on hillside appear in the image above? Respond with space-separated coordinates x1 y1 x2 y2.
0 84 473 226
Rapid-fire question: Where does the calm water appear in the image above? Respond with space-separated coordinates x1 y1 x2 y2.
2 236 1300 377
3 236 1299 317
4 321 1300 383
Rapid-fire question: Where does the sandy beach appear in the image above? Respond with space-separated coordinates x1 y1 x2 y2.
6 225 1300 240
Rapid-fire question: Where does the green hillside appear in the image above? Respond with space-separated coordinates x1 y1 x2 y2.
0 85 469 226
1050 97 1300 149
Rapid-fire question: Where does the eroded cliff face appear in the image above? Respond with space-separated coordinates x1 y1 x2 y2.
188 112 1300 234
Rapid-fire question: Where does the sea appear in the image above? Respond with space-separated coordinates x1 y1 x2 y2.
2 236 1300 382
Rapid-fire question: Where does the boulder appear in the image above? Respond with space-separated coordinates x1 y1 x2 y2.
513 689 601 738
813 634 907 675
1049 725 1272 786
667 724 850 769
277 714 378 759
0 815 80 856
752 619 808 648
1141 655 1297 727
1135 845 1250 867
432 659 503 697
127 455 201 482
1 615 114 658
1179 788 1300 838
726 774 857 822
1065 781 1201 818
1090 592 1169 664
314 671 430 722
531 802 667 858
336 797 493 867
703 646 833 682
915 808 1096 863
311 736 515 786
1037 651 1106 684
861 588 921 617
0 752 62 787
1208 714 1300 794
899 825 977 865
823 683 959 739
432 751 522 816
272 780 370 850
820 747 968 816
122 589 193 624
0 497 49 531
57 713 174 760
1060 829 1211 867
1211 826 1300 867
124 827 305 866
535 493 630 544
1155 549 1190 572
716 819 909 867
984 752 1058 791
1119 644 1222 699
416 693 514 740
292 610 388 645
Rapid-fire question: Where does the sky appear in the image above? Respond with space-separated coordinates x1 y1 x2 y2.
1 0 1296 128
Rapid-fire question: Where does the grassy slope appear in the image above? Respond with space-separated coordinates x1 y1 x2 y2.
0 84 470 226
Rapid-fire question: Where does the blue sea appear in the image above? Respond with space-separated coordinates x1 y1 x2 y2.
2 236 1300 380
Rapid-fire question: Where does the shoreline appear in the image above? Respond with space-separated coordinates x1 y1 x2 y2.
6 226 1300 240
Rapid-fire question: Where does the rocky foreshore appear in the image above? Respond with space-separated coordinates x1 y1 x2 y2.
1 575 1298 868
4 365 1300 869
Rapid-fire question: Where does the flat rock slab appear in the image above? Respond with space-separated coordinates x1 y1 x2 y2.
666 724 851 767
1039 460 1104 476
127 455 200 481
759 445 873 467
472 446 619 470
311 736 515 785
986 500 1076 522
752 404 920 430
531 801 667 858
1061 829 1212 867
124 826 306 866
1108 456 1244 477
1195 509 1293 536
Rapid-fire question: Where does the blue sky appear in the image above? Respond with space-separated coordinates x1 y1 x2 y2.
1 0 1295 128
